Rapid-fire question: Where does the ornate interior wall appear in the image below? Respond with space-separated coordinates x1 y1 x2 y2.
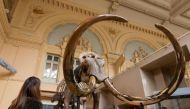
0 0 171 108
0 32 4 50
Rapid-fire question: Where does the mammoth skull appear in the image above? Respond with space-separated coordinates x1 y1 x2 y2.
78 52 107 82
63 14 186 106
72 52 107 94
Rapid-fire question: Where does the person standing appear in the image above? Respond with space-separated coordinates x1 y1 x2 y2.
8 76 42 109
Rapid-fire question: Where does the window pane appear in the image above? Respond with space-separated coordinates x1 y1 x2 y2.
43 63 51 78
54 56 59 62
51 64 58 79
47 55 52 61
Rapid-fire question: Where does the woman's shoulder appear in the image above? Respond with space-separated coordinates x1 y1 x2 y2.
23 97 42 109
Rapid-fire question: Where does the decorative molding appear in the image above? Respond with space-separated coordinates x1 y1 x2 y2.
7 0 170 55
108 21 168 40
144 0 170 10
24 5 50 28
37 0 98 17
36 0 168 40
6 37 42 49
182 9 190 19
0 0 10 39
157 40 168 47
109 1 120 14
104 25 121 40
115 0 190 30
170 0 190 17
0 26 7 42
130 47 148 63
2 0 19 22
16 0 168 43
57 35 93 57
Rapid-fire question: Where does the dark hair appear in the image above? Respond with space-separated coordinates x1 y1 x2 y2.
9 76 41 109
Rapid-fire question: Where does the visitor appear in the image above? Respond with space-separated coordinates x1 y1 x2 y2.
8 76 42 109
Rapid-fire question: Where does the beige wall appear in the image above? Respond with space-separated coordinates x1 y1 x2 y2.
0 42 58 108
0 33 4 51
112 66 145 105
153 69 166 90
0 18 6 52
99 91 115 109
0 80 23 109
141 70 156 96
0 43 39 108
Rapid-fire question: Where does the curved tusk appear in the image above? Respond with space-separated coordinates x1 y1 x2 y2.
104 24 186 105
63 14 128 96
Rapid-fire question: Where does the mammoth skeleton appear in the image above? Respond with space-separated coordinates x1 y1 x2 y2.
62 14 186 107
52 52 106 109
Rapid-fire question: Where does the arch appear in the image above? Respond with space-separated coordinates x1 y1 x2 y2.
47 23 104 54
33 13 110 54
115 32 160 53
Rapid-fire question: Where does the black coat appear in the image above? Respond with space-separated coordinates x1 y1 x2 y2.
8 97 42 109
23 97 42 109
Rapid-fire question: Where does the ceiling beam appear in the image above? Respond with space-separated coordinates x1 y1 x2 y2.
116 0 190 30
170 0 190 18
118 0 169 20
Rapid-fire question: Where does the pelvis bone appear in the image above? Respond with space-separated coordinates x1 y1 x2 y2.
63 14 186 106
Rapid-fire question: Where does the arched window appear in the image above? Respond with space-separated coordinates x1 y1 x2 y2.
47 23 103 54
